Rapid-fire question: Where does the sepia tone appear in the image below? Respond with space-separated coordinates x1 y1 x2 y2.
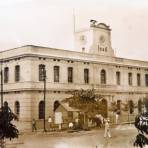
1 1 148 148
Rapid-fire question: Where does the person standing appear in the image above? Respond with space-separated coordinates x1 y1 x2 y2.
104 118 111 138
115 110 120 124
115 112 119 124
48 116 52 131
32 118 37 132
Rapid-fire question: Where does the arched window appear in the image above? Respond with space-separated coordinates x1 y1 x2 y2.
101 69 106 84
129 100 134 114
39 101 44 119
15 101 20 116
116 71 120 85
53 101 60 112
39 64 45 81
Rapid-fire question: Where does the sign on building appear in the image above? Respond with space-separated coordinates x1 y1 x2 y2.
54 112 63 124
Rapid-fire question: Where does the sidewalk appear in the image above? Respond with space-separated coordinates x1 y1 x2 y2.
20 122 135 137
5 124 136 148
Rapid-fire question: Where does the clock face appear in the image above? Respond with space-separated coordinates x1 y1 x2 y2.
99 35 105 43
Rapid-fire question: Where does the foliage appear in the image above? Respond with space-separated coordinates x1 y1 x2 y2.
63 89 106 117
134 98 148 148
109 101 117 112
121 102 128 112
143 98 148 112
0 104 19 140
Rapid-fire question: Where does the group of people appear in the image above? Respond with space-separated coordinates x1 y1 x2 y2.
31 112 120 139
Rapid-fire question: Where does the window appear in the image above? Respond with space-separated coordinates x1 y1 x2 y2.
137 73 141 86
39 64 45 81
128 73 132 86
145 74 148 86
15 101 20 116
68 67 73 83
4 67 9 83
15 65 20 82
116 71 120 85
39 101 44 119
84 68 89 84
54 66 60 82
101 69 106 84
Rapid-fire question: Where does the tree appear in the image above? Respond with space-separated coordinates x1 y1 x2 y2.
134 98 148 148
62 89 107 119
0 103 19 147
63 89 100 114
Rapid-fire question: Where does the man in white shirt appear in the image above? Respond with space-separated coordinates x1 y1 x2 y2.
48 116 52 131
104 118 111 138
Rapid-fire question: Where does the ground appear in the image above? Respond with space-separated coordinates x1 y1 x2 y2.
7 124 138 148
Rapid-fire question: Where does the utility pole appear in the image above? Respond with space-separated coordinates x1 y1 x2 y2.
42 67 46 132
0 61 5 148
1 61 3 108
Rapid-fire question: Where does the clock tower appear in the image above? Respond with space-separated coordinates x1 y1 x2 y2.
74 20 115 57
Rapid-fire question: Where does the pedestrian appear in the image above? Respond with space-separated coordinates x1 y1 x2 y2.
115 112 119 124
115 110 120 124
32 118 37 132
75 117 79 129
69 122 74 129
104 118 111 138
48 116 52 131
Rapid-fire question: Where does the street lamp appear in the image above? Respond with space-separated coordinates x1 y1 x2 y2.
42 66 46 132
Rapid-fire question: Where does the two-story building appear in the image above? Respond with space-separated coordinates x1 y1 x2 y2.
1 21 148 130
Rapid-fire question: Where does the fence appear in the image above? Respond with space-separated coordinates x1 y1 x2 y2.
109 113 136 124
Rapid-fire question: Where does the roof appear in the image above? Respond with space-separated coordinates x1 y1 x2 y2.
59 103 80 112
1 45 148 68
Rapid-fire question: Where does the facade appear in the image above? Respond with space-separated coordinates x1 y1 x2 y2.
1 21 148 130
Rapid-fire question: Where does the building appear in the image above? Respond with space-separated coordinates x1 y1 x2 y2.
55 103 80 123
0 21 148 131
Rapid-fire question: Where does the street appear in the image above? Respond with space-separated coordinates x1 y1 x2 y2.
6 124 138 148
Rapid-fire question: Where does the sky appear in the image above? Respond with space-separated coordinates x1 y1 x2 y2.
0 0 148 60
